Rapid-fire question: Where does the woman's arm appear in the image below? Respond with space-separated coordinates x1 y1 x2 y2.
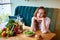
41 17 51 33
37 17 51 33
30 17 37 31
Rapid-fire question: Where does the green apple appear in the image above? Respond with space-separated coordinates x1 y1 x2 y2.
0 28 2 34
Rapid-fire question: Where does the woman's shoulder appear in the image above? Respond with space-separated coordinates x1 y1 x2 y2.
46 17 51 21
31 17 36 20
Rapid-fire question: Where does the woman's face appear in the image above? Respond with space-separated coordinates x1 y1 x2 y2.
37 9 45 18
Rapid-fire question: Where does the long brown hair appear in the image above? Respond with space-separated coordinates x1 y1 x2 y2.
34 6 46 18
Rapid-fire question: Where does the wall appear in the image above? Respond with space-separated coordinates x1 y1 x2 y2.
10 0 60 15
55 9 60 40
10 0 60 40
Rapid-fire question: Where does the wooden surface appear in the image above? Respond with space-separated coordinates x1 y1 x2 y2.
0 26 56 40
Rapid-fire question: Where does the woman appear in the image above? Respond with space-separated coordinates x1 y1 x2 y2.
30 7 51 33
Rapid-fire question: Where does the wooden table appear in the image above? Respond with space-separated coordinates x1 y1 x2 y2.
0 26 56 40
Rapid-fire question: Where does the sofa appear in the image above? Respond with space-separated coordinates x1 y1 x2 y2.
9 6 56 32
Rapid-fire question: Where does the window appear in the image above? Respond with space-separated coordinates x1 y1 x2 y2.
0 0 11 23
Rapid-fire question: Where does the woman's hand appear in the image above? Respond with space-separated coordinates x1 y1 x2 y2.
33 17 45 23
37 18 44 23
34 17 37 20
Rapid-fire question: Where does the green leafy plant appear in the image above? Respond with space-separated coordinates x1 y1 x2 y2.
5 19 15 30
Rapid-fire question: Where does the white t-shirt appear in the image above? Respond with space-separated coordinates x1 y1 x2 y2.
39 17 51 33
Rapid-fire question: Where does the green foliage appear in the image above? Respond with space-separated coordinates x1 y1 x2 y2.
5 19 17 36
5 19 15 30
10 31 16 36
